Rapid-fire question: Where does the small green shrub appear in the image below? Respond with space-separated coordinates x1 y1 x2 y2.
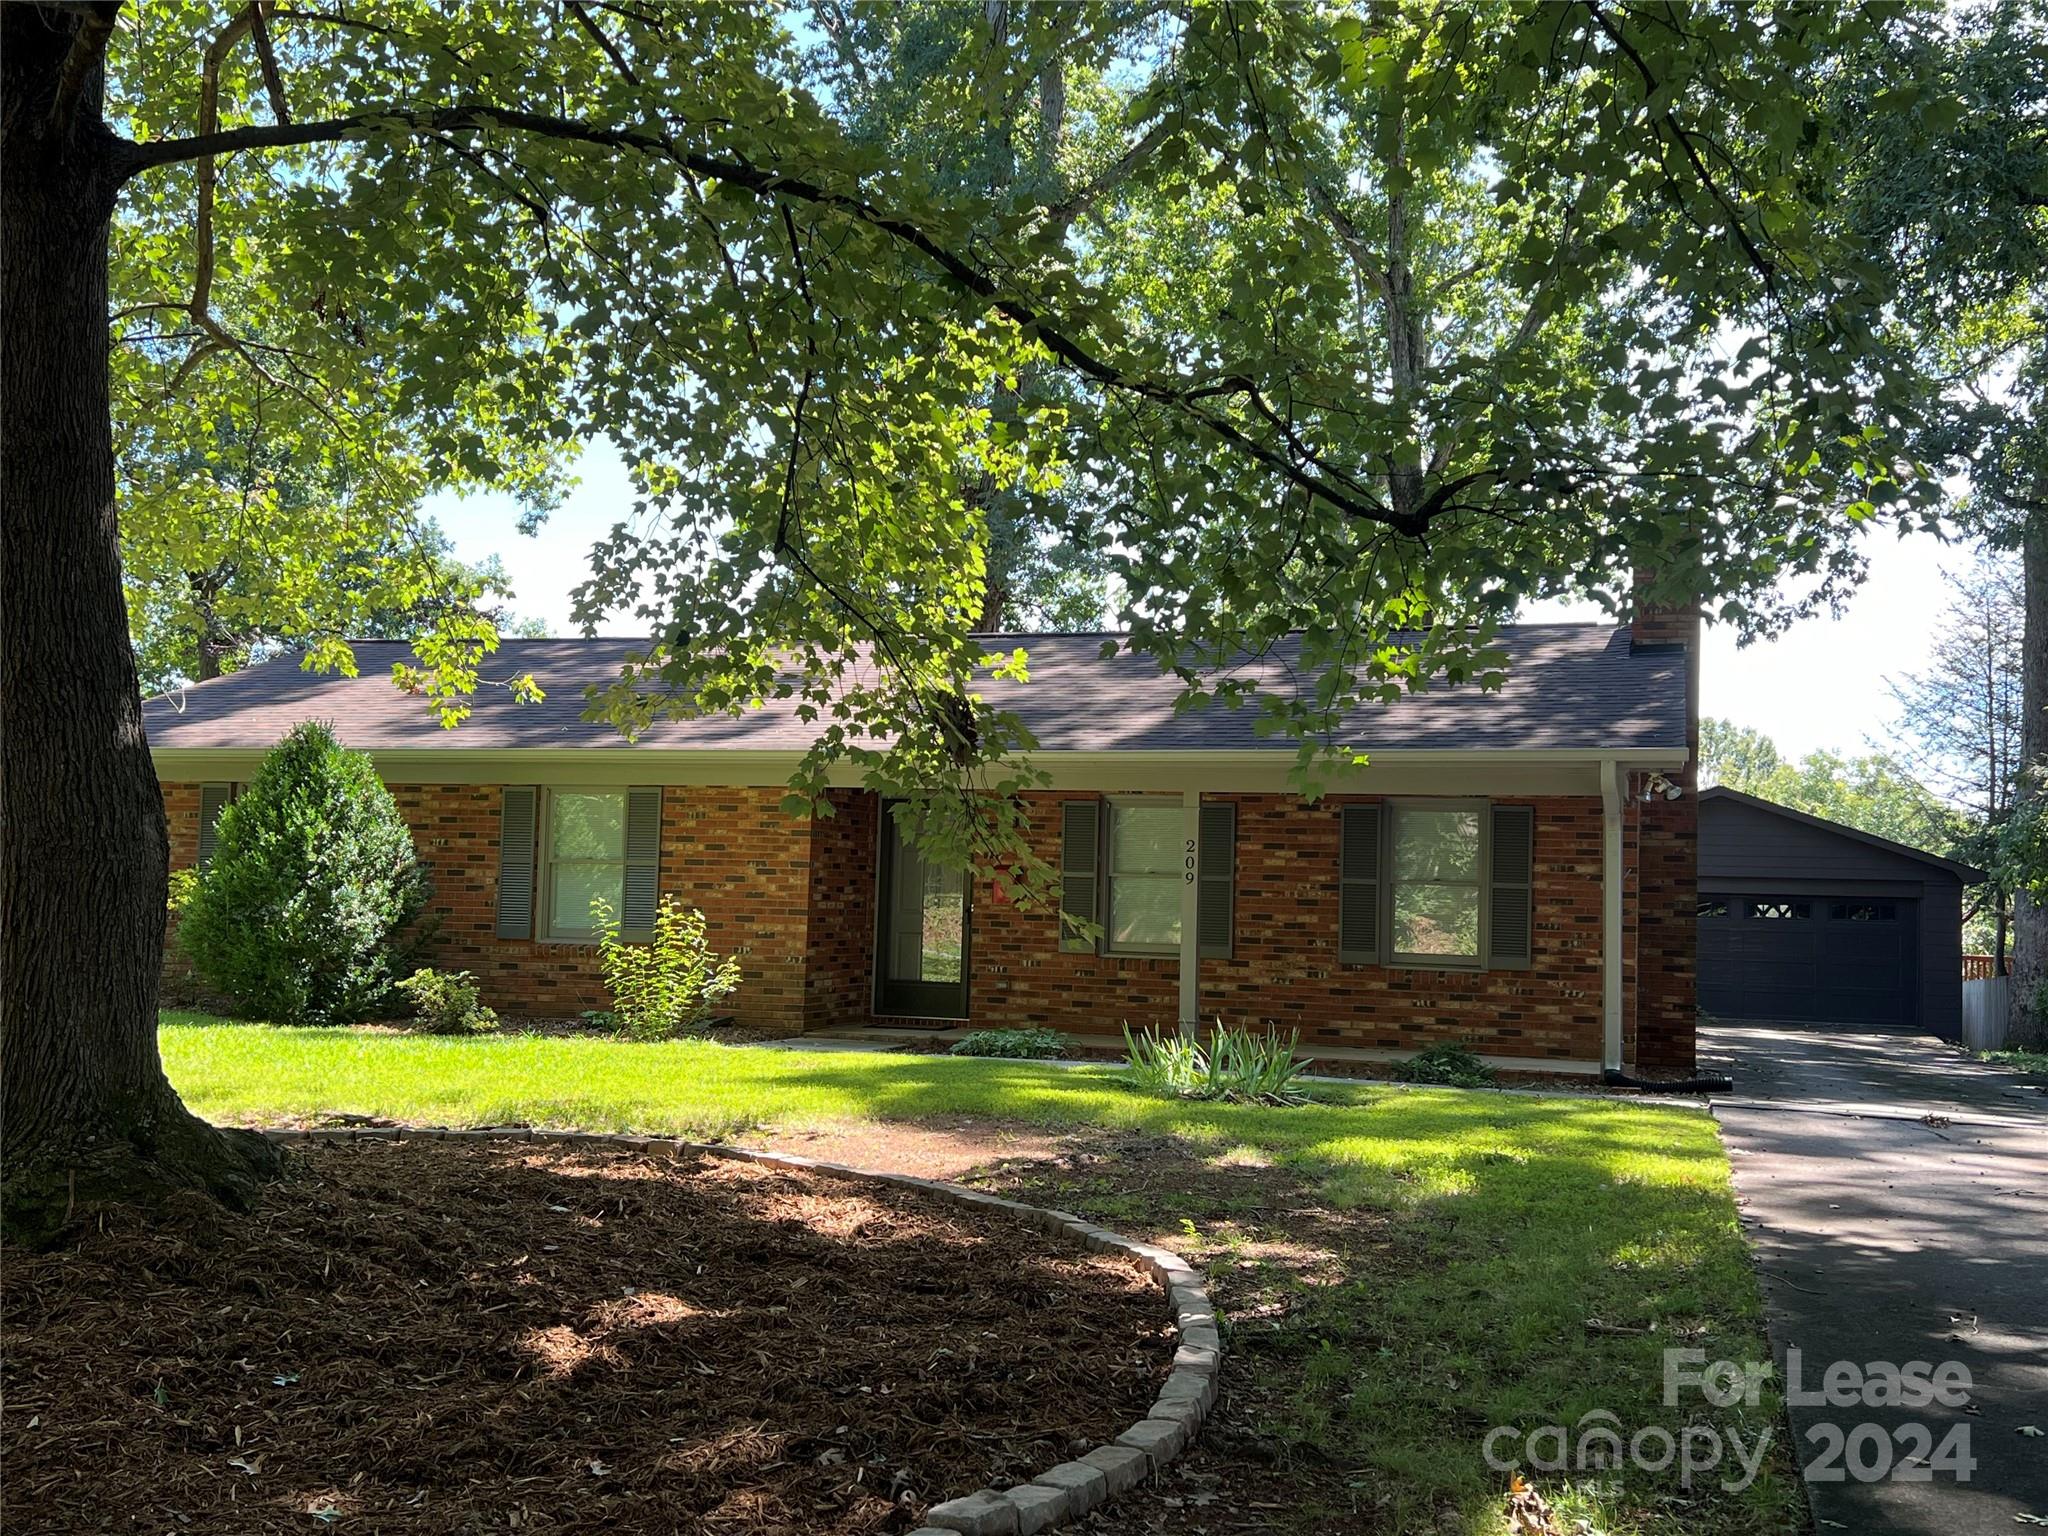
948 1027 1066 1059
166 867 200 914
1392 1040 1496 1087
176 721 431 1024
1122 1021 1311 1106
395 968 499 1035
594 895 741 1041
580 1009 618 1033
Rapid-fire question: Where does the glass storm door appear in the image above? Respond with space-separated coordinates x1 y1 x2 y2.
876 813 970 1018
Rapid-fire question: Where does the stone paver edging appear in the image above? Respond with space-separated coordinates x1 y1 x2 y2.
261 1125 1220 1536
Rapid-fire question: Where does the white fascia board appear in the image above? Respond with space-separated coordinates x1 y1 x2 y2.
1023 748 1687 794
150 743 1689 794
150 746 813 787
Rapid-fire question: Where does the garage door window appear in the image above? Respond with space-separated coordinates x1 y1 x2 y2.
1831 901 1897 922
1745 900 1810 920
1698 898 1730 918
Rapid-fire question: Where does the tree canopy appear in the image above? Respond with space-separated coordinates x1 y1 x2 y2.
0 0 2013 1223
103 0 1956 865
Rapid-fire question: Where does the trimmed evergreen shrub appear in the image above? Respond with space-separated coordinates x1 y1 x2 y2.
177 721 431 1024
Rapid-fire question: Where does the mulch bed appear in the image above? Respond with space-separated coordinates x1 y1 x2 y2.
4 1141 1172 1534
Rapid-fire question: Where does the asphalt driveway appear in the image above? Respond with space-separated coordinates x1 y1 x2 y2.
1702 1021 2048 1534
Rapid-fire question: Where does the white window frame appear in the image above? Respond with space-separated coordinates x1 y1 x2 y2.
1385 798 1489 970
539 786 629 942
1104 796 1183 956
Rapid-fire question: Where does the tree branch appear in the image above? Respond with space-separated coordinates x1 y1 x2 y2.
189 4 261 324
248 2 292 125
1580 0 1777 296
47 1 121 138
121 102 1427 535
1044 118 1172 228
566 1 640 90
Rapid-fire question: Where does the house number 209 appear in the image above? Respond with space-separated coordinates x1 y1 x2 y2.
1185 838 1198 882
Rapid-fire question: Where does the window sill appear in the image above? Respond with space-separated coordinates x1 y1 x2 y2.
1343 961 1516 976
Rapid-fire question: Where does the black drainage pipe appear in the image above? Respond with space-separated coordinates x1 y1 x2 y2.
1603 1068 1735 1094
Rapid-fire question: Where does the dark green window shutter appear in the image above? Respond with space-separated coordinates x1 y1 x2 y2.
196 783 233 869
1488 804 1535 969
496 787 538 939
623 786 662 937
1338 804 1380 964
1197 801 1235 959
1059 800 1099 953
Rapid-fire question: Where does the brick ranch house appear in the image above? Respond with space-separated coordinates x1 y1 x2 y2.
147 608 1700 1077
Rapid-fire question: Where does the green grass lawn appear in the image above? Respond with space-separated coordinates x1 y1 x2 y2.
160 1013 1799 1535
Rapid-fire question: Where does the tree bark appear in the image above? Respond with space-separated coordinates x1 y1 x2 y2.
1 4 278 1242
2009 505 2048 1047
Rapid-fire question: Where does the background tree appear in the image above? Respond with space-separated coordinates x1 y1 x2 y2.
1698 719 1782 793
798 0 1145 632
1887 548 2026 963
129 513 548 695
113 91 575 700
1839 0 2048 1040
0 1 1959 1230
1700 719 1962 857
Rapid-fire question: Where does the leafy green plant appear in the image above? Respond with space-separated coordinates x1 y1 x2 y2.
1392 1041 1496 1088
166 866 200 914
593 896 742 1042
395 968 498 1035
1122 1022 1311 1106
176 721 431 1024
1983 1045 2048 1075
948 1027 1066 1059
579 1009 618 1033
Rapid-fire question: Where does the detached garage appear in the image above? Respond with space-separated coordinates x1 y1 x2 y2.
1696 787 1984 1038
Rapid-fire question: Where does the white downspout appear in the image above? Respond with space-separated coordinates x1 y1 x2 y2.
1601 757 1625 1074
1180 789 1201 1037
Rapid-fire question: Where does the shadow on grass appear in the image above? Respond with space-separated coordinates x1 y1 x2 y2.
158 1020 1799 1535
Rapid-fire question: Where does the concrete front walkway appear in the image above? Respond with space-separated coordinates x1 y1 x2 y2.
1703 1022 2048 1534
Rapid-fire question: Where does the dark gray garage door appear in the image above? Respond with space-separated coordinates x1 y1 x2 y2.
1697 895 1919 1028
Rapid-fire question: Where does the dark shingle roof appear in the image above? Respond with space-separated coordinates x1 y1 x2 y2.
144 626 1687 755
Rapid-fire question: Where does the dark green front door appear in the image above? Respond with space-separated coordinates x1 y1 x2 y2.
875 813 970 1019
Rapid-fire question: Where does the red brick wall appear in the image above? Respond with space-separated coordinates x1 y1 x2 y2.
161 781 209 1005
944 791 1611 1063
1629 568 1701 1076
656 789 812 1030
1631 779 1698 1074
804 790 879 1026
165 782 818 1030
161 774 1697 1071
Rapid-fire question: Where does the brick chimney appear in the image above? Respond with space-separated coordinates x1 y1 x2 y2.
1629 567 1700 653
1627 565 1700 1079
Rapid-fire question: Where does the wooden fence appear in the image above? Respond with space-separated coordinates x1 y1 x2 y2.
1961 954 2011 981
1961 976 2010 1052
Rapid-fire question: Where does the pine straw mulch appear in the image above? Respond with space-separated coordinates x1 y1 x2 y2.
4 1140 1173 1535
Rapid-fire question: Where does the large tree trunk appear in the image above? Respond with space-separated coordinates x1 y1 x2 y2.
2009 506 2048 1049
2 5 278 1242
